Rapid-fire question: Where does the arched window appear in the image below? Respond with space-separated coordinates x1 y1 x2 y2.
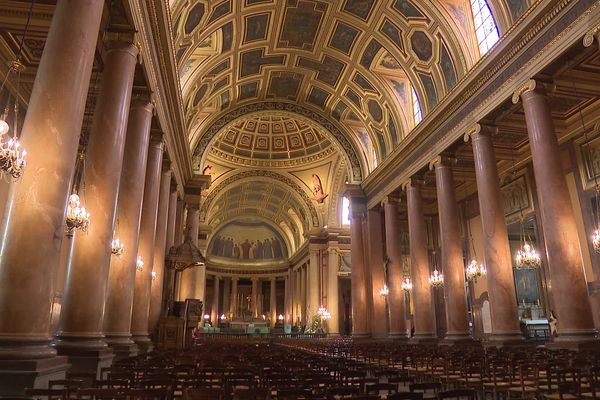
470 0 500 55
341 197 350 225
412 87 423 124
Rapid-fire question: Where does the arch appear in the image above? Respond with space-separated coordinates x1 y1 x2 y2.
191 102 367 182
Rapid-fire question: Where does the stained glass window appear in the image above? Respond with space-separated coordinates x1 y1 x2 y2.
412 87 423 124
471 0 500 55
342 197 350 225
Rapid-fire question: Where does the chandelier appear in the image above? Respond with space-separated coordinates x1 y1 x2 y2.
379 284 389 297
317 305 331 320
136 255 144 271
0 0 34 183
65 193 90 235
429 269 444 288
466 259 487 282
515 242 541 269
278 314 284 321
593 227 600 253
111 238 124 256
401 277 413 292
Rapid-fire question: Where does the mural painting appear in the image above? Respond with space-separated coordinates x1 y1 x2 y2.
209 221 287 260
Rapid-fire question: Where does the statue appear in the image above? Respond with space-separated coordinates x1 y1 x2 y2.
311 174 328 203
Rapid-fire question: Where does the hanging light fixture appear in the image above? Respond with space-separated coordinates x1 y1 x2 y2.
401 277 413 292
465 225 486 282
111 237 124 256
379 258 390 297
0 0 35 182
428 251 444 287
379 284 389 297
515 214 541 269
317 305 331 320
136 255 144 271
65 193 90 235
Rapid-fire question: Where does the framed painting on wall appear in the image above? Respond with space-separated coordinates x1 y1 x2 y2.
513 268 541 304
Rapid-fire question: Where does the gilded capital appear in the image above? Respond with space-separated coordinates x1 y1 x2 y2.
512 79 537 104
401 178 424 191
583 23 600 48
429 155 456 170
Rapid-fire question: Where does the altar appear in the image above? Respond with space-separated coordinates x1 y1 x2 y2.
230 319 269 330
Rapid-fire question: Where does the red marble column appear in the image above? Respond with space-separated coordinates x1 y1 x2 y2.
383 198 408 339
148 165 172 334
212 276 221 325
270 278 277 328
366 209 388 338
515 83 596 343
431 158 470 341
166 188 178 250
404 180 436 339
466 125 522 342
0 0 103 364
345 185 370 337
130 131 164 351
55 42 138 365
103 98 153 357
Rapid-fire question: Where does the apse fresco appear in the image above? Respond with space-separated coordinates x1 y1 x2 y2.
208 221 288 260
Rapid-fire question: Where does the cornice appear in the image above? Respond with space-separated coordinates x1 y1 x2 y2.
362 0 600 209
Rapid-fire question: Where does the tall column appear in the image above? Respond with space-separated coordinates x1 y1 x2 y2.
230 277 238 317
327 249 340 334
166 189 178 250
104 98 153 356
308 249 321 320
367 209 388 338
251 278 259 318
0 1 103 390
55 41 138 371
383 198 408 339
222 278 231 319
270 278 277 328
285 271 293 325
174 199 185 246
211 276 220 325
293 270 300 323
345 185 370 337
514 82 596 343
404 179 436 340
178 205 198 301
162 187 178 312
300 265 307 322
149 165 172 335
130 131 164 351
466 124 522 342
431 157 470 341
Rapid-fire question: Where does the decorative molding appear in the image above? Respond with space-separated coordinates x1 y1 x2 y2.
512 79 538 104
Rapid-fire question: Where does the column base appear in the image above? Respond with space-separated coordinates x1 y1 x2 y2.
132 335 154 354
483 333 529 349
389 332 409 340
410 334 439 344
440 333 475 346
55 347 114 379
545 333 600 351
371 333 389 339
0 356 70 397
106 336 139 361
351 333 371 339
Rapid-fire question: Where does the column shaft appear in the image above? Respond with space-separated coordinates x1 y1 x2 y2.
0 0 103 360
178 206 199 301
222 278 231 319
366 209 388 338
406 181 436 339
251 278 259 318
384 200 408 339
230 278 238 317
470 127 522 341
308 250 320 319
434 161 470 340
211 276 220 325
56 41 138 353
130 132 164 350
270 278 277 328
104 99 153 351
149 168 172 334
165 190 178 249
520 88 596 341
327 249 340 334
349 197 370 337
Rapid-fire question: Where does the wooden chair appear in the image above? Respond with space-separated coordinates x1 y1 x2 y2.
232 388 270 399
76 388 120 400
183 387 222 400
438 389 477 400
364 382 397 397
409 382 442 400
507 363 539 400
125 388 171 400
277 388 313 399
387 392 423 400
24 389 67 400
326 386 361 399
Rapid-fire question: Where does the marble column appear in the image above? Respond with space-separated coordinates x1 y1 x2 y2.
174 198 185 246
104 98 153 356
163 187 178 311
284 273 292 325
327 249 340 334
191 208 206 304
211 276 220 325
308 250 321 319
230 277 238 317
130 132 164 351
466 125 522 342
367 209 388 338
346 187 370 337
431 157 470 341
404 180 436 340
251 278 259 318
514 82 596 343
383 198 408 339
270 278 277 328
178 205 198 301
54 41 137 373
222 278 231 319
0 0 103 391
148 165 172 335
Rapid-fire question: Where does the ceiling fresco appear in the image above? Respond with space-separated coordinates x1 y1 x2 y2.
172 0 530 170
